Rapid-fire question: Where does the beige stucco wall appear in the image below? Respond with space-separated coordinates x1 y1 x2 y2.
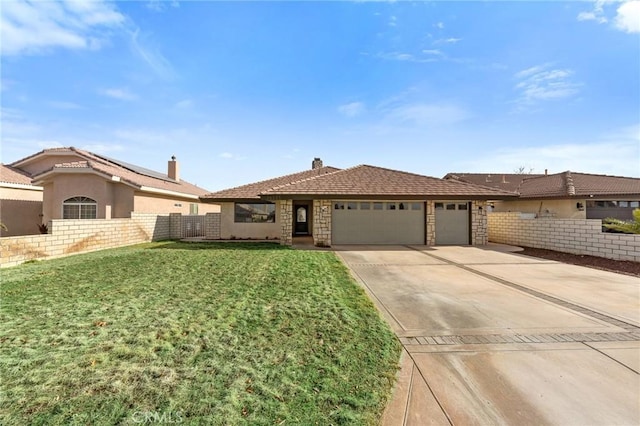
42 174 112 222
0 186 44 236
133 193 220 216
219 201 280 240
18 154 85 176
492 199 586 219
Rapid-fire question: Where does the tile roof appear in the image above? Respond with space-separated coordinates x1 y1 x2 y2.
27 147 210 197
0 164 35 185
443 173 544 193
201 166 341 200
261 165 518 198
518 171 640 198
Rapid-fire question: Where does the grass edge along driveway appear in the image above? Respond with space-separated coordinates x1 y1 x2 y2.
0 242 400 425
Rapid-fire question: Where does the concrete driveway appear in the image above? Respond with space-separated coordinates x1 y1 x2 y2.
335 245 640 426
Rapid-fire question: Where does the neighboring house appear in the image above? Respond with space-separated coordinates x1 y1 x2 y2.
0 164 44 236
201 158 517 246
444 171 640 220
7 147 219 225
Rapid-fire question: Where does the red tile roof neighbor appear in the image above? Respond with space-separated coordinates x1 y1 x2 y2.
26 147 210 197
0 164 35 185
261 165 518 199
201 166 341 200
517 171 640 198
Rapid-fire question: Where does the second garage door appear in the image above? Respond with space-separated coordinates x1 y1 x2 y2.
332 201 425 245
435 201 470 245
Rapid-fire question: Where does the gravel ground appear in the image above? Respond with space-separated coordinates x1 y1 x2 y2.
519 247 640 277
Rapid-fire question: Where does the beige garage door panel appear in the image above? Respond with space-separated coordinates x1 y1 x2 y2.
435 202 470 245
332 201 425 245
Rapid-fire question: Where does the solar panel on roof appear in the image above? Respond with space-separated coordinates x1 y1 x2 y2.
93 153 176 183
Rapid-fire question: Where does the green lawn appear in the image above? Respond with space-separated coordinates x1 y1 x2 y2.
0 242 401 425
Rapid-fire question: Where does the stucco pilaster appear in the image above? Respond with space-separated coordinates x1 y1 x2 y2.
279 200 293 245
425 201 435 246
312 199 332 247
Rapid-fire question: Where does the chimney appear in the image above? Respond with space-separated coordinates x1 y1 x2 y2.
545 169 548 175
168 155 180 181
312 157 323 170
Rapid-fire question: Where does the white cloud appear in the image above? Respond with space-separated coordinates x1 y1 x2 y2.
146 1 180 12
422 49 443 56
615 1 640 33
386 103 470 126
577 0 639 33
338 102 365 117
513 64 581 107
376 51 440 63
433 37 462 44
48 101 82 109
99 88 138 101
219 152 234 159
388 15 397 27
435 22 444 29
0 0 125 55
130 29 176 80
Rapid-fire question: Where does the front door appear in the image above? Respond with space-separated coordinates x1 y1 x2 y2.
294 205 309 235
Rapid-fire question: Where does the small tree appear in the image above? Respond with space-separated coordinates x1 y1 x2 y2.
603 209 640 234
514 166 534 174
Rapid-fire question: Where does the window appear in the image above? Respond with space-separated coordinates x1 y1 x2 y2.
446 203 456 210
399 202 406 210
296 207 307 223
347 202 358 210
411 203 422 211
63 196 97 219
631 201 640 208
360 202 371 210
435 203 444 210
373 202 383 210
234 203 275 223
334 202 345 210
190 203 199 215
458 203 468 210
387 203 396 210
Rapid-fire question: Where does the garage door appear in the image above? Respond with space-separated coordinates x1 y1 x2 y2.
435 202 470 245
332 201 425 245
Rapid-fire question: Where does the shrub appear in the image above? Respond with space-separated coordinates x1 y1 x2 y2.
603 209 640 234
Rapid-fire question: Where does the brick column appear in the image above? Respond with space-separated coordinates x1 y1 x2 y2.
425 201 435 246
170 213 182 239
312 199 332 247
205 213 220 239
471 201 488 245
279 200 293 245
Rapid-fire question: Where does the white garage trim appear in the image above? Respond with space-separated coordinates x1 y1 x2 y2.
332 200 425 245
435 201 470 245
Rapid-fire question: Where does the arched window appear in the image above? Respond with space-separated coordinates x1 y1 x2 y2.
63 196 97 219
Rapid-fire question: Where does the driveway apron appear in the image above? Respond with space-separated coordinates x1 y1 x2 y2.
334 245 640 426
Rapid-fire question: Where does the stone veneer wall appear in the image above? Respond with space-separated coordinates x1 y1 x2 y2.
313 199 332 247
471 200 488 245
0 213 173 268
488 212 640 262
425 201 435 246
279 199 293 245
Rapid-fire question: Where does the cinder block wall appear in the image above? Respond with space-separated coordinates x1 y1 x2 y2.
488 212 640 262
0 214 173 268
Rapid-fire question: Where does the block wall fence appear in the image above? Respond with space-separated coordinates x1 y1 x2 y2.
0 213 221 268
488 212 640 262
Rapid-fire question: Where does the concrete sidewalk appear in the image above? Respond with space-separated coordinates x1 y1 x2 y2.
335 244 640 425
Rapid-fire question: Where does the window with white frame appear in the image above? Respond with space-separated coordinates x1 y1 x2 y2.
63 196 97 219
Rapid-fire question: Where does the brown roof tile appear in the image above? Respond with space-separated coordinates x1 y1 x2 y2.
262 165 517 198
0 164 34 185
201 166 341 200
518 171 640 198
443 173 544 193
28 147 210 197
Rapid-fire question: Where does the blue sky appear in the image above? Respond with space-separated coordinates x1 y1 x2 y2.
1 0 639 191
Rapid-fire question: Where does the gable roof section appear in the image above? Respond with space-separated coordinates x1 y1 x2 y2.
518 171 640 198
443 173 544 193
25 147 210 197
201 166 341 201
262 165 518 199
0 164 35 186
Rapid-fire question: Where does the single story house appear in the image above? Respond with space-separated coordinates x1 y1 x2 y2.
444 171 640 220
0 164 44 236
201 158 517 246
6 147 219 227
